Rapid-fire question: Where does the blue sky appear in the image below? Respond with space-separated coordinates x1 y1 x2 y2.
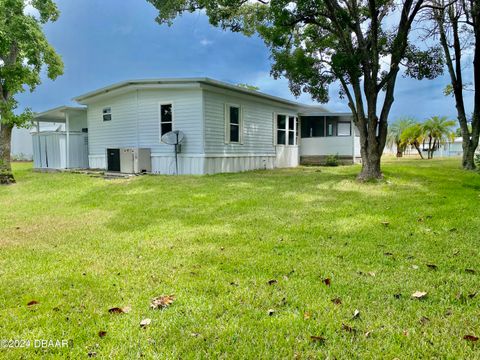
19 0 474 123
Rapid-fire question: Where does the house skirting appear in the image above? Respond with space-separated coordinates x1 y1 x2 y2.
300 155 354 165
152 154 276 175
89 154 278 175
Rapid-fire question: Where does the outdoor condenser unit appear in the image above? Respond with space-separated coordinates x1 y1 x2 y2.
120 148 152 174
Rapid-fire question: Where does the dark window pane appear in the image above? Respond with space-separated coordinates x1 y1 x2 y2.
230 124 239 142
289 116 295 131
161 104 172 123
161 122 172 135
288 131 295 145
230 107 239 124
300 116 324 137
277 115 286 130
103 114 112 122
277 130 286 145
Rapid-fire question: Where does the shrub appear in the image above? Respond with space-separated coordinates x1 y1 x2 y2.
325 154 339 167
475 154 480 168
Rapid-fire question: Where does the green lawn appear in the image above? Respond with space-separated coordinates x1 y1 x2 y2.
0 159 479 359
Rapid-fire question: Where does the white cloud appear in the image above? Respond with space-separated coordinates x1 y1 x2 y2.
200 38 213 46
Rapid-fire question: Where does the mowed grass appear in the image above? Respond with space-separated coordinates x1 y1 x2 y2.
0 158 479 359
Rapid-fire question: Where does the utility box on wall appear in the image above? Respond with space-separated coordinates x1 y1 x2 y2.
120 148 151 174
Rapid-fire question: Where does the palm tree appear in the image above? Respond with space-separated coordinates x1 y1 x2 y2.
400 123 425 159
387 118 416 157
422 116 456 159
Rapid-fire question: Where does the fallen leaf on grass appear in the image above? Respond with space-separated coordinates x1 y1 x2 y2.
445 309 453 316
150 295 175 310
365 330 373 338
322 278 331 286
140 318 151 328
352 309 360 319
88 351 97 358
411 265 419 270
465 269 476 274
190 332 200 337
98 331 107 338
342 323 357 333
27 300 39 306
267 279 278 285
310 336 325 343
426 264 438 270
463 335 479 342
331 297 342 305
368 272 376 277
381 221 390 227
267 309 275 316
304 312 311 320
411 291 427 300
108 306 131 314
419 316 430 325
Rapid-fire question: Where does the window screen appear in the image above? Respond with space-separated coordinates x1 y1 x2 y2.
227 105 240 143
277 115 287 145
337 122 351 136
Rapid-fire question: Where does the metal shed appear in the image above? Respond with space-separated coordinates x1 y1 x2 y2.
32 106 89 170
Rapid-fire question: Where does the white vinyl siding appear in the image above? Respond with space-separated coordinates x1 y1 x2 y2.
204 89 296 155
87 88 203 158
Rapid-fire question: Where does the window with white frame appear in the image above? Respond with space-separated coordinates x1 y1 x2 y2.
337 121 352 136
160 103 173 136
225 104 242 143
276 114 297 145
102 107 112 122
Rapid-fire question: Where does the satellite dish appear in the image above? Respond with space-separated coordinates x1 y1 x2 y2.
161 130 185 175
161 130 185 145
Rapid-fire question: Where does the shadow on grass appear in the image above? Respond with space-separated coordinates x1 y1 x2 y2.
72 165 433 237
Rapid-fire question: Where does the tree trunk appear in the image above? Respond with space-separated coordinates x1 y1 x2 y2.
0 124 15 185
358 139 383 181
414 143 424 159
462 139 477 170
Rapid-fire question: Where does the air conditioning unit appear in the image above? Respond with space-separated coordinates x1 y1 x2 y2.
120 148 151 174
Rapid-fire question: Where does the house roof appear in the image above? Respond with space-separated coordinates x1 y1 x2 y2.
72 77 330 111
33 106 87 122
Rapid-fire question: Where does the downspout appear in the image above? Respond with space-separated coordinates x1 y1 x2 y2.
66 112 70 169
136 90 140 148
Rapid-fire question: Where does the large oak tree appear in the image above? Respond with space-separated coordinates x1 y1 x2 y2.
432 0 480 169
0 0 63 184
149 0 442 180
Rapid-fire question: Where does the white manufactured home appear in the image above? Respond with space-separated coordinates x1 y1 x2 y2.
32 78 360 175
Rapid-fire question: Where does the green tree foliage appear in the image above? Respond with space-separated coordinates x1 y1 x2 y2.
387 118 415 157
236 83 260 91
0 0 64 184
421 116 456 159
400 122 425 159
148 0 444 180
